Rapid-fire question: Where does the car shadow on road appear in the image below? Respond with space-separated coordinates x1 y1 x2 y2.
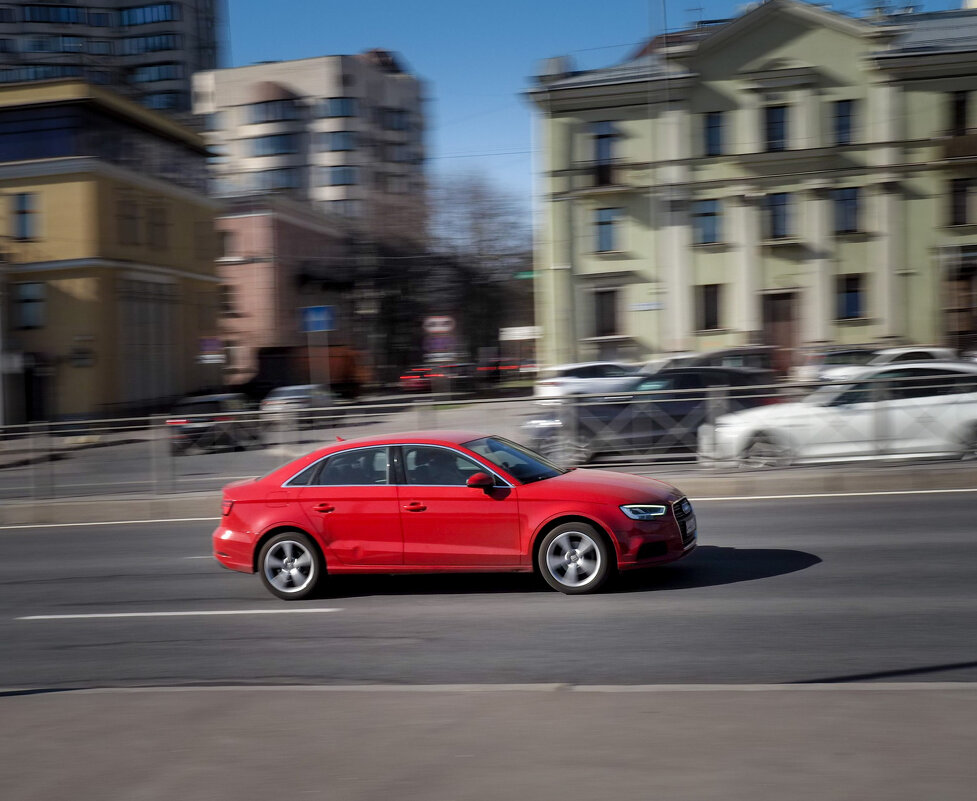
319 545 820 598
615 545 821 593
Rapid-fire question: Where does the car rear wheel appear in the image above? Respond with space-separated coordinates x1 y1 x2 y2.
537 523 611 594
258 531 323 600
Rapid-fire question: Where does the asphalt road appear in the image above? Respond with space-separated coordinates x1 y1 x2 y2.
2 493 975 688
3 491 975 800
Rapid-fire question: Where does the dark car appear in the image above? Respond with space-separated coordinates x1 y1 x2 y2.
524 366 780 463
166 393 263 455
643 345 786 377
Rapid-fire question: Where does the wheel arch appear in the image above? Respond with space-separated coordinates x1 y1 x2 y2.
252 525 327 574
530 515 620 573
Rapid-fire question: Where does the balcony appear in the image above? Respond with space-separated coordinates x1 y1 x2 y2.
565 160 642 195
943 132 977 160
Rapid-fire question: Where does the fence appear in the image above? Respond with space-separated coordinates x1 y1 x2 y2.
1 372 975 500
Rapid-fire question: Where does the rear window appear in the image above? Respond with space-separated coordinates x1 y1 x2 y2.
173 401 220 415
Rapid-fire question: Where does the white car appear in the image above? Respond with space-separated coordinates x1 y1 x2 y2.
533 362 638 400
699 362 977 465
819 346 957 382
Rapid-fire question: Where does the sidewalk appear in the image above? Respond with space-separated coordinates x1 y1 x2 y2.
2 684 973 801
1 460 974 526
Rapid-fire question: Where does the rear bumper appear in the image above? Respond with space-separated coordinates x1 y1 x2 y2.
211 524 254 573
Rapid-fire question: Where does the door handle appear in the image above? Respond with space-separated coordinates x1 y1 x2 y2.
403 502 427 512
313 503 335 513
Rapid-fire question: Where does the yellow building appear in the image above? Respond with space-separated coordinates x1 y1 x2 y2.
0 80 220 422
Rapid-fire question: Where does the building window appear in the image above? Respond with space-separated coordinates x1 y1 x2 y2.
248 99 299 124
384 108 409 130
594 289 618 337
130 62 182 83
318 131 357 151
692 199 721 244
951 178 972 226
89 40 113 56
218 285 235 316
764 105 788 152
147 205 169 250
704 111 723 157
833 187 860 234
595 207 621 252
120 3 180 27
325 165 358 186
593 121 615 185
697 284 722 331
834 100 854 146
24 5 87 23
951 91 969 137
321 97 357 118
250 133 299 156
836 274 865 320
14 282 45 329
0 9 13 24
329 199 361 217
141 91 181 110
0 39 11 53
89 11 112 26
12 192 37 240
765 193 791 239
120 33 180 55
253 167 300 191
117 195 141 244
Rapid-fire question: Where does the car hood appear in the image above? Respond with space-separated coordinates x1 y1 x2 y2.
819 365 862 381
522 468 683 504
716 401 817 428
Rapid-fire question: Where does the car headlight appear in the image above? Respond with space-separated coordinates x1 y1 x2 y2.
620 504 668 520
524 418 563 429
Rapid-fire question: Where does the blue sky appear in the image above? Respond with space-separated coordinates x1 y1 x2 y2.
229 0 957 205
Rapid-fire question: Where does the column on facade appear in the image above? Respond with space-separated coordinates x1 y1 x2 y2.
798 86 819 150
659 103 693 350
804 185 833 343
730 191 762 337
876 182 903 339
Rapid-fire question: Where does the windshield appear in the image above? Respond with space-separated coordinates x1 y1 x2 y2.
462 436 565 484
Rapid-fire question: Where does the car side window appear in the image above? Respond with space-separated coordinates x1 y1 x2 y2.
403 445 482 486
314 447 389 486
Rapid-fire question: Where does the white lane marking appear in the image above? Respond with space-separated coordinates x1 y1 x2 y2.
183 556 213 560
0 517 217 531
0 487 974 532
2 682 972 694
17 608 341 620
691 488 977 502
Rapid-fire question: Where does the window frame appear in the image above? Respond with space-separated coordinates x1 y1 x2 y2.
704 111 723 157
697 284 722 331
12 192 37 241
692 199 722 245
834 99 854 146
595 207 622 253
835 273 865 321
764 105 788 152
832 187 860 235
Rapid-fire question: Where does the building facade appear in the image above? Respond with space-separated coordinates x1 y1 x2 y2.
529 0 977 367
0 79 220 423
0 1 220 114
192 50 426 247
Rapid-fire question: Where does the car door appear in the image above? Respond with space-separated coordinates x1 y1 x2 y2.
880 368 962 454
397 444 522 566
298 446 403 565
794 380 878 458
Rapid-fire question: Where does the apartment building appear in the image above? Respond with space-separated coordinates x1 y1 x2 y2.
0 79 219 422
192 50 426 246
0 1 220 114
528 0 977 366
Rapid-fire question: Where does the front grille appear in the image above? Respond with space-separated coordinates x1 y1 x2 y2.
672 497 696 547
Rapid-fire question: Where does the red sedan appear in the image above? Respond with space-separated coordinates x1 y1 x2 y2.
213 431 696 598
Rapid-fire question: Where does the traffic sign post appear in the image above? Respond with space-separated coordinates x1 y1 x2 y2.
301 306 335 392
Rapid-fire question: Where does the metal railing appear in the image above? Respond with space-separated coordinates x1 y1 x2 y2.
1 373 975 500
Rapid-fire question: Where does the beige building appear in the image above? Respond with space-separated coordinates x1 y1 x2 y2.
529 0 977 367
193 50 426 247
0 79 220 423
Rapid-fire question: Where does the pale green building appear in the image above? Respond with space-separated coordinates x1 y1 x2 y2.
528 0 977 369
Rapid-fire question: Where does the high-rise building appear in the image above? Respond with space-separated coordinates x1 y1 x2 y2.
193 50 426 246
0 1 220 114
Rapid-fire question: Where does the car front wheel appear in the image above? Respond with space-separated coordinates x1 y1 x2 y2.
258 531 323 600
537 523 611 594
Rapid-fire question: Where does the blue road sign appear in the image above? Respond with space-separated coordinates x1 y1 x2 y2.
301 305 334 333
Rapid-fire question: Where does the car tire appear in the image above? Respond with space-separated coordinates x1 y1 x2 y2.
537 522 612 594
741 431 792 468
258 531 324 601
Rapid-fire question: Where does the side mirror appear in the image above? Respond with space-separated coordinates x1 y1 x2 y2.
466 471 494 489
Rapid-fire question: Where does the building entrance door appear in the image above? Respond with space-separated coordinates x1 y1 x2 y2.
762 292 798 374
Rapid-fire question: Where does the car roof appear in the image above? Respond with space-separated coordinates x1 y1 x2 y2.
845 361 977 377
652 366 774 376
545 361 633 371
874 346 953 356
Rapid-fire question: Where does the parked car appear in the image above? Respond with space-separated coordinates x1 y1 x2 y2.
166 393 263 455
213 430 696 598
399 364 476 394
261 384 341 428
525 366 779 463
534 362 639 400
643 345 785 376
791 346 877 382
699 362 977 466
819 346 958 382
